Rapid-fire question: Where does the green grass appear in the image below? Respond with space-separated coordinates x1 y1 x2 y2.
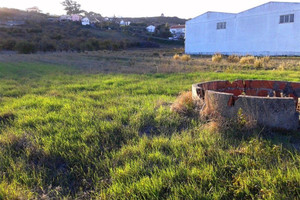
0 62 299 199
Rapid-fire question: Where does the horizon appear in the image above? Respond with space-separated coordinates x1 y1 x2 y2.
1 0 299 19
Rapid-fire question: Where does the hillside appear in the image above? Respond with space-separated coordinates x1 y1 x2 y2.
121 16 187 26
0 7 48 21
0 8 186 53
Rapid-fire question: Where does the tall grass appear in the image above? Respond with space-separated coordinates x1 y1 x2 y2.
212 53 222 63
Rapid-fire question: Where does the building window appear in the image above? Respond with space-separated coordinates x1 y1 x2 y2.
279 14 294 23
217 22 226 29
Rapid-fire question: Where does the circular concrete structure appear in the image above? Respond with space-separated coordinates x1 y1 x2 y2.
192 80 300 130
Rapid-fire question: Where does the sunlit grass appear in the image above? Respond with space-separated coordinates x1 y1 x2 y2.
0 59 299 199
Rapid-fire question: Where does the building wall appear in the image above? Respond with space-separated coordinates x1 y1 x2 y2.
185 3 300 56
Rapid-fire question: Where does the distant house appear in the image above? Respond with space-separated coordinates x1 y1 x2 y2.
59 15 82 22
120 20 131 26
185 2 300 56
170 25 185 35
71 14 82 22
146 25 156 33
26 6 41 13
59 15 72 21
81 17 90 26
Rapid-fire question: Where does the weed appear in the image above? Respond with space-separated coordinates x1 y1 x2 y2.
239 56 255 65
171 91 195 116
254 58 264 69
173 54 180 60
181 54 191 62
278 63 286 71
212 53 222 63
227 54 240 63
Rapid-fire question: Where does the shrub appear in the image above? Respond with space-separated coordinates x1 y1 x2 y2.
173 54 180 60
15 41 37 54
254 58 263 69
278 63 286 71
1 39 16 50
85 38 100 51
239 56 255 65
227 54 240 63
40 40 57 52
212 53 222 63
261 56 270 63
181 54 191 62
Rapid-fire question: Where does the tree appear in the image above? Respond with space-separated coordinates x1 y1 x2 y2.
84 11 103 23
61 0 84 15
154 23 172 38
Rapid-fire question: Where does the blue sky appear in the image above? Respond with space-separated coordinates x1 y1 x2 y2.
0 0 298 18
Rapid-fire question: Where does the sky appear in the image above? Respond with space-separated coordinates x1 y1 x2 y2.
0 0 299 18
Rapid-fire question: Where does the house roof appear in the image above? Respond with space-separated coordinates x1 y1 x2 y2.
188 1 300 24
170 25 185 29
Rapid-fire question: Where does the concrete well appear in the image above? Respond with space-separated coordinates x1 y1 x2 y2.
192 80 300 130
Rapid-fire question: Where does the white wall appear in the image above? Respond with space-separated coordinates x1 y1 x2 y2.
185 2 300 56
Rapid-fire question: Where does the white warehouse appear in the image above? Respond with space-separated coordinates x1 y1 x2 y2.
185 2 300 56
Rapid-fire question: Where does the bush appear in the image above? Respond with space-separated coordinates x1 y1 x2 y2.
181 54 191 62
15 41 37 54
212 53 222 63
253 56 271 68
40 40 57 52
239 56 255 65
278 63 286 71
227 54 240 63
1 39 16 50
173 54 180 60
254 58 263 69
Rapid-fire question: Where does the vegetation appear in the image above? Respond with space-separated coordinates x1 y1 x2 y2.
239 56 256 65
227 54 240 63
0 22 161 53
0 7 186 54
180 54 191 62
212 53 223 63
154 23 172 38
173 54 191 62
61 0 84 15
0 50 299 199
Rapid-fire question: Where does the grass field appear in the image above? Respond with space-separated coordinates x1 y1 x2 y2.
0 50 299 199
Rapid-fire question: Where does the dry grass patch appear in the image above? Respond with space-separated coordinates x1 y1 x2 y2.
181 54 191 62
227 55 240 63
239 56 255 65
171 91 195 116
212 53 222 63
173 54 181 60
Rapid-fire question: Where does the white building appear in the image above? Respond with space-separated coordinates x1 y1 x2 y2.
185 2 300 56
146 25 156 33
120 20 131 26
81 17 90 26
59 15 72 21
